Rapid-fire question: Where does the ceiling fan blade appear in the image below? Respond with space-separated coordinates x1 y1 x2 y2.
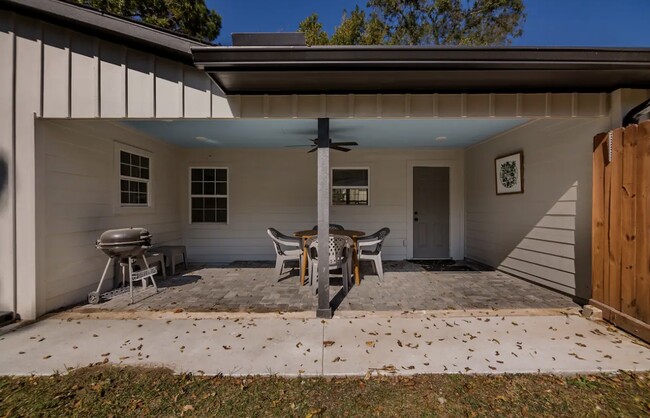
285 144 313 147
331 141 358 146
307 147 317 153
331 145 351 152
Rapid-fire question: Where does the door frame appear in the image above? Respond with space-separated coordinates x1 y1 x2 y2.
406 160 464 260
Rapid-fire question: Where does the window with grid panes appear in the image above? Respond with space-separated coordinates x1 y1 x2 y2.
190 168 228 223
332 168 369 205
119 150 150 206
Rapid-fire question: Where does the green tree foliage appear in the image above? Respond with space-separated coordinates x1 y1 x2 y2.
299 0 525 46
298 14 330 46
329 6 388 45
73 0 221 43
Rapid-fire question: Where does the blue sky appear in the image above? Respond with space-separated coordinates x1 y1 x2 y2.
207 0 648 47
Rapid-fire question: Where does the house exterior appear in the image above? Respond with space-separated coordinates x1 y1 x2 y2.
1 0 650 320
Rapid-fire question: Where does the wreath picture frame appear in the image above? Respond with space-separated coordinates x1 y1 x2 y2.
495 152 524 195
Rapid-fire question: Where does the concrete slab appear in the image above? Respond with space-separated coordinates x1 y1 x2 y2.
322 314 650 376
1 312 648 377
0 317 322 376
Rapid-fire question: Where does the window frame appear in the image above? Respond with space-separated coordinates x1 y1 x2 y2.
117 145 152 209
188 166 229 225
331 167 370 206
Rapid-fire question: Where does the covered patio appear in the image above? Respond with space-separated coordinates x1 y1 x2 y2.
69 261 577 314
36 112 602 318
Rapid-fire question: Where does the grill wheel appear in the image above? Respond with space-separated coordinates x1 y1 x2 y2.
88 291 100 304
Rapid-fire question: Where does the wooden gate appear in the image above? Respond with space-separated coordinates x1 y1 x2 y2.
592 121 650 342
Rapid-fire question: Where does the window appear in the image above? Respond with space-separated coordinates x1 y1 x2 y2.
190 168 228 223
119 150 150 206
332 168 369 206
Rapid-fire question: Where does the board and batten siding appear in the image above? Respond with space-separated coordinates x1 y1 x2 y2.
180 148 463 263
0 9 234 319
465 118 611 299
36 120 182 313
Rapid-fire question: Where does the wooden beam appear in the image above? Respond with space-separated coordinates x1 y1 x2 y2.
316 118 332 319
608 128 623 310
620 125 638 317
589 299 650 343
592 132 607 303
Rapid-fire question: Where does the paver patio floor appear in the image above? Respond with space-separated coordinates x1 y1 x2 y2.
72 261 577 313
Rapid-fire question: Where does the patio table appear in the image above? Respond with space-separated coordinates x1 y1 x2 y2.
293 229 365 287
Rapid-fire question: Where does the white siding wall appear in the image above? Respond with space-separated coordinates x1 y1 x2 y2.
36 120 182 312
465 118 611 299
180 148 463 262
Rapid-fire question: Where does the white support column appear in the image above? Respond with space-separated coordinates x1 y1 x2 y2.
316 118 332 318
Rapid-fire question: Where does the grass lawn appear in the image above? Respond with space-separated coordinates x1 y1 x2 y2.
1 366 649 417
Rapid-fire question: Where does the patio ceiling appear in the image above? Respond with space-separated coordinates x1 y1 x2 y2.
121 118 530 148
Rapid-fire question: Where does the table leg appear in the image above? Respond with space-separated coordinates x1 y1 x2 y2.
300 238 308 286
353 239 360 286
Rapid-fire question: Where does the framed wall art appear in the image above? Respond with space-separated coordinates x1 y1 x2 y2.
495 152 523 195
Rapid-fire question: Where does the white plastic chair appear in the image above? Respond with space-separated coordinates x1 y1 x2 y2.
267 228 303 279
307 235 353 295
358 227 390 282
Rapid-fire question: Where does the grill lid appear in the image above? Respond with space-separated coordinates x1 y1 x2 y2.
97 227 152 247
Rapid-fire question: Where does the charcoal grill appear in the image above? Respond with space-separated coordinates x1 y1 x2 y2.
88 227 158 304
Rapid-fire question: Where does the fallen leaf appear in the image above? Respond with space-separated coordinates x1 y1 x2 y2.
323 341 335 347
305 407 326 418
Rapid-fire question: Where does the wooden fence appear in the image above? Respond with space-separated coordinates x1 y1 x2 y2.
592 121 650 342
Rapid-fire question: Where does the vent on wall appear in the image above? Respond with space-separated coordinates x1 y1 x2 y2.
231 33 306 47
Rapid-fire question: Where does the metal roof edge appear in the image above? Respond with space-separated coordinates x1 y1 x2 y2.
192 45 650 66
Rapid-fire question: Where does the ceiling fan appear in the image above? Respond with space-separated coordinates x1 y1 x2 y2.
287 138 359 153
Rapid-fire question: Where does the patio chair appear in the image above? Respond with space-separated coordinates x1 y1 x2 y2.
311 224 345 231
358 227 390 282
307 235 353 295
267 228 303 279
